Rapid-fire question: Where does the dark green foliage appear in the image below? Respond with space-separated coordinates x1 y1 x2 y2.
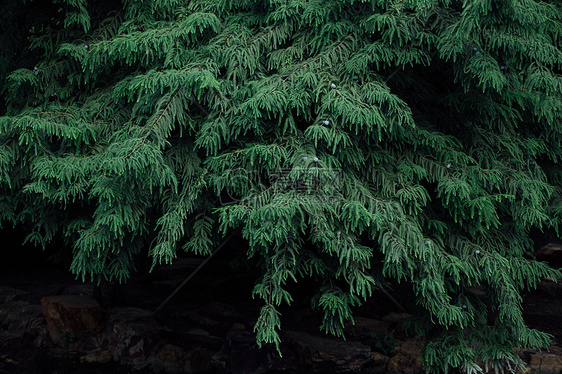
2 0 562 372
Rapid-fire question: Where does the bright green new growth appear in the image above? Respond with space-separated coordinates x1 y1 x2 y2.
1 0 562 372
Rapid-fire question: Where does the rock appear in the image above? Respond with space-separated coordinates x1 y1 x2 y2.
529 352 562 374
109 306 154 321
537 277 562 298
40 295 105 344
187 347 215 373
212 328 298 374
0 300 48 348
0 286 26 303
63 306 163 369
63 283 95 297
128 335 145 357
348 316 390 338
211 330 270 374
537 243 562 268
382 312 412 334
153 345 188 374
67 306 161 369
285 330 373 372
363 351 391 373
184 328 223 348
372 351 391 365
152 345 215 374
387 340 424 374
105 307 160 370
382 313 413 324
81 349 113 364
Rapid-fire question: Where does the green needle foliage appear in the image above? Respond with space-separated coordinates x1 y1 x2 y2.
1 0 562 372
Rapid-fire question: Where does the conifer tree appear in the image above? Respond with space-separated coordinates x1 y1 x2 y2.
1 0 562 372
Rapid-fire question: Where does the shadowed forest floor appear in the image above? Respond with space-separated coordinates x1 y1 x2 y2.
1 238 561 373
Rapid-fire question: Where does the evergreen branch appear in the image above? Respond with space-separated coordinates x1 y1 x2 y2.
93 98 114 124
3 1 562 371
123 87 183 160
40 60 69 71
267 33 354 95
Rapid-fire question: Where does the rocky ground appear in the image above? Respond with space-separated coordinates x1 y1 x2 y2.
1 254 561 374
